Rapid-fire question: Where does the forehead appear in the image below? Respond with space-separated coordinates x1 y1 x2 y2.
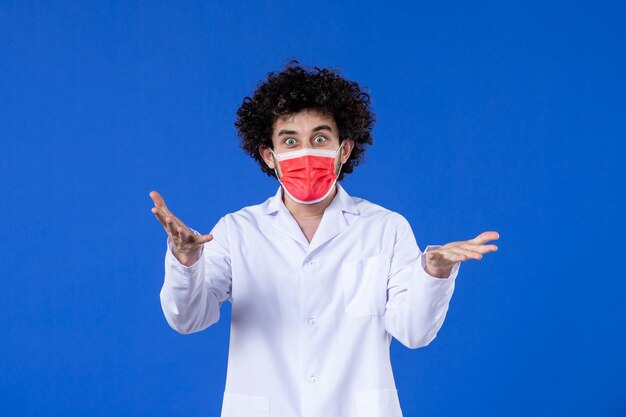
273 109 337 132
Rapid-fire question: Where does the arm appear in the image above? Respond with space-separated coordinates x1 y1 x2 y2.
384 215 460 349
160 217 232 335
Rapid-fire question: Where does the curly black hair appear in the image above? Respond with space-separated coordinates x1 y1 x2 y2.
235 59 376 181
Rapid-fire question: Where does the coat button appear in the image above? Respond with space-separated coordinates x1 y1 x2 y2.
308 375 319 383
307 317 317 327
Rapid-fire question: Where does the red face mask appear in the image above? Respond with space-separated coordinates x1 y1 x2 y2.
271 143 344 204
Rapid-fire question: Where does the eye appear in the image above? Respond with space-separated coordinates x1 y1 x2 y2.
285 137 297 146
313 135 327 144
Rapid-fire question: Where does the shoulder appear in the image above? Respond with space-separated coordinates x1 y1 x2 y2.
346 194 416 249
349 194 410 228
220 195 274 226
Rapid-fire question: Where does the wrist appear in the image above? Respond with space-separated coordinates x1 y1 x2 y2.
172 247 202 267
425 262 452 279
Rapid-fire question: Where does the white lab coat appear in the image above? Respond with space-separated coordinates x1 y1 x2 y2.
160 183 460 417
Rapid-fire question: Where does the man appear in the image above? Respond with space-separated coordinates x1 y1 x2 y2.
150 60 499 417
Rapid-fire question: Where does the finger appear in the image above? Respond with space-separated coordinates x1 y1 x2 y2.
448 247 483 260
152 206 197 247
160 208 183 229
156 206 189 231
165 215 180 241
152 207 177 238
427 250 466 263
153 207 182 236
154 216 178 244
152 205 171 223
457 242 498 254
176 224 191 242
441 251 467 262
434 248 468 262
470 231 500 245
149 190 170 211
151 206 168 226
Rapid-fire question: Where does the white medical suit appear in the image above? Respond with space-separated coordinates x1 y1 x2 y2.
160 183 460 417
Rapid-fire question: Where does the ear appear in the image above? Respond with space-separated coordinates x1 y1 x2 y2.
259 146 276 170
340 139 355 164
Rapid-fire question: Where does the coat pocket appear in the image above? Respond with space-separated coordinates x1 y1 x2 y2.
354 388 403 417
340 254 390 318
221 392 270 417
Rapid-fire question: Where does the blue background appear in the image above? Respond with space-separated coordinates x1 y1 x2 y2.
1 1 624 416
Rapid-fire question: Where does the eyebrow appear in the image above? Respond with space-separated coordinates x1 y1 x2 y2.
277 125 333 136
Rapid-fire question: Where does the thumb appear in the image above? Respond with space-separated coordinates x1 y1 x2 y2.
198 233 214 244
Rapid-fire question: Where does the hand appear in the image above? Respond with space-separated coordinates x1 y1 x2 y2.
425 231 500 278
149 190 213 266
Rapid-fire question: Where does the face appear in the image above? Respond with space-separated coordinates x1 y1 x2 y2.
259 109 354 177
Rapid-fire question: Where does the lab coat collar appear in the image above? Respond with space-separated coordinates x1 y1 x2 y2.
263 182 359 216
263 183 360 252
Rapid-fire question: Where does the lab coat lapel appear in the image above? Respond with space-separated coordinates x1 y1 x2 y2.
306 183 359 256
263 183 360 252
264 186 310 248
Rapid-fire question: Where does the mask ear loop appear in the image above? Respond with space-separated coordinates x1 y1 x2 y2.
335 140 346 177
269 148 282 180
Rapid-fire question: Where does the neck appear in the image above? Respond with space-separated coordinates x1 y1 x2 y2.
283 185 338 218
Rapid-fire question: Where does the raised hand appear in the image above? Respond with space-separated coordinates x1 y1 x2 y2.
149 190 213 266
425 231 500 278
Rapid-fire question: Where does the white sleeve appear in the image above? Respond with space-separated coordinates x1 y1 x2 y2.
159 216 232 335
384 214 460 349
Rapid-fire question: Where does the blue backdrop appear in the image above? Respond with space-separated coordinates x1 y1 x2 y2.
1 1 624 416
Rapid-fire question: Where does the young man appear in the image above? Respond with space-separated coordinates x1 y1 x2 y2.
150 61 499 417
